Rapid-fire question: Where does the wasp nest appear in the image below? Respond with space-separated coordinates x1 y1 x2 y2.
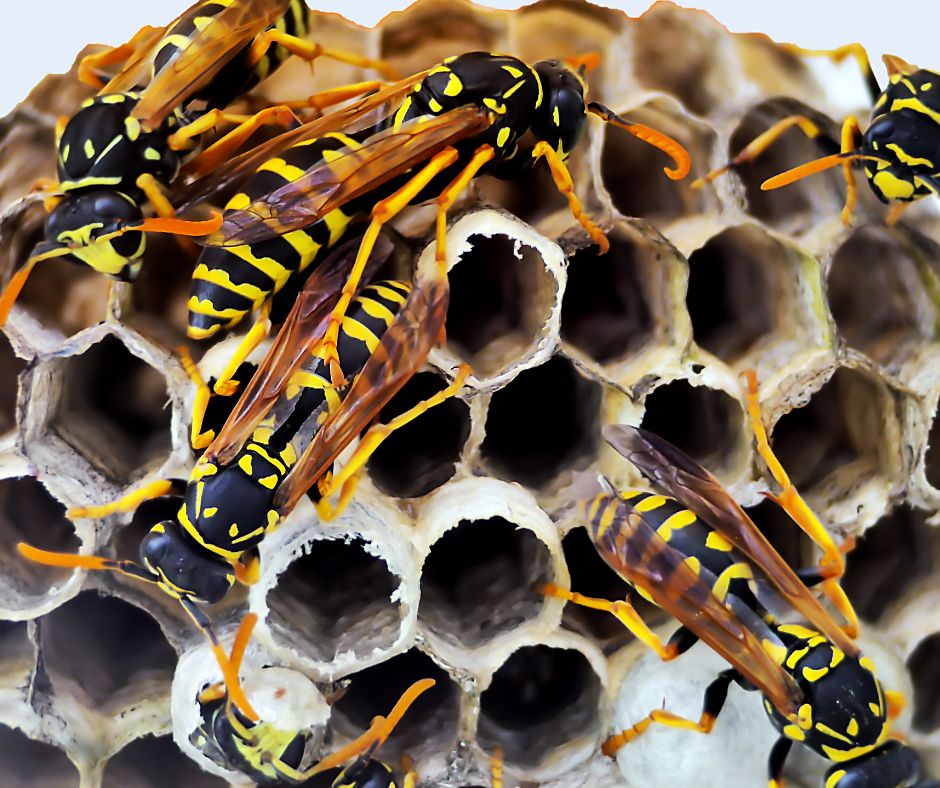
0 1 939 786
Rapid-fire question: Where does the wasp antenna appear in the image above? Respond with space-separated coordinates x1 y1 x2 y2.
134 210 224 237
565 51 602 75
760 151 881 190
0 250 53 327
17 542 158 584
588 102 691 180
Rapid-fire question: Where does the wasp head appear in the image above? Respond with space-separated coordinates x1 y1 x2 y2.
531 60 589 160
141 521 234 604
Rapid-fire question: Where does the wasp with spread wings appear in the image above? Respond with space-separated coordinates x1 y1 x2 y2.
0 0 394 325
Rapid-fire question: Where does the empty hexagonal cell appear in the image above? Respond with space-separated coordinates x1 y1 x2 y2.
419 516 552 650
0 332 24 432
560 235 657 364
328 649 459 762
686 225 818 362
828 226 937 372
0 725 78 788
446 233 558 378
263 537 404 666
907 632 940 734
103 734 227 788
724 98 844 228
477 643 602 770
41 591 175 715
0 477 80 606
49 334 172 484
639 379 742 475
367 371 471 499
600 100 715 225
481 356 602 488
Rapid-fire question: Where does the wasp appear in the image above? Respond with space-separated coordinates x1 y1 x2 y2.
0 0 395 325
694 46 940 226
18 237 468 717
154 49 691 390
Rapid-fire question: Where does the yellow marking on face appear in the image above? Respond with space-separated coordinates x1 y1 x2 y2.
259 474 279 489
231 526 264 544
803 665 829 682
808 636 827 648
203 506 218 518
428 64 451 75
62 143 70 162
553 106 560 127
239 455 253 475
783 723 805 742
497 127 511 148
84 139 95 159
705 530 733 551
99 94 126 104
869 702 881 715
444 72 463 96
886 143 933 167
483 97 506 114
95 135 123 166
229 523 239 537
922 82 933 91
503 65 523 78
822 742 877 763
826 770 847 788
144 147 161 161
124 116 142 142
859 657 876 674
194 481 205 516
815 722 853 745
531 65 544 108
891 96 940 124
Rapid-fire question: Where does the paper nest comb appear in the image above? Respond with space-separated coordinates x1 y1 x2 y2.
0 1 938 786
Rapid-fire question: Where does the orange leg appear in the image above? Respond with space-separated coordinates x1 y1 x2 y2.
839 116 863 225
885 201 910 226
177 345 213 450
212 301 272 396
67 478 179 520
282 80 383 114
248 30 399 81
77 25 159 88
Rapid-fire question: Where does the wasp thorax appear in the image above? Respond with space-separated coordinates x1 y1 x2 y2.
531 60 588 159
141 523 233 604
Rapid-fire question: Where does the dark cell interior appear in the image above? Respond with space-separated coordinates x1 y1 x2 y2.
42 591 175 711
266 538 401 664
927 403 940 491
478 644 601 768
0 725 78 788
51 335 171 483
0 620 31 666
103 734 227 788
482 356 602 488
908 632 940 733
420 516 551 649
477 159 569 225
640 379 740 472
0 332 24 432
561 238 654 363
367 371 471 499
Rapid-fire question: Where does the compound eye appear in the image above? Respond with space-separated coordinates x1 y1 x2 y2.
867 117 895 139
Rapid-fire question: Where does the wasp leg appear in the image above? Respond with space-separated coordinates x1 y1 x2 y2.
886 690 905 721
213 301 273 396
767 736 793 788
602 669 737 756
839 115 863 224
247 30 399 81
490 747 504 788
283 80 384 115
781 42 880 102
77 24 159 88
177 345 215 450
136 173 199 256
691 115 824 190
317 365 472 520
401 754 419 788
886 201 910 226
67 478 186 520
537 584 680 661
532 140 609 253
232 549 261 586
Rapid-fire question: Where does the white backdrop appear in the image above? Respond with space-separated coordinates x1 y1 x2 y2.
0 0 932 113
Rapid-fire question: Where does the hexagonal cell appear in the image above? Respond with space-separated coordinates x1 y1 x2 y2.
263 537 403 665
600 99 715 225
367 371 471 499
0 476 80 606
842 507 933 624
0 332 24 432
477 643 602 769
908 632 940 734
103 734 227 788
724 98 844 228
328 648 459 762
639 379 742 475
41 591 175 714
419 516 552 650
49 334 172 484
560 236 657 364
828 226 937 372
481 356 602 488
0 725 78 788
446 233 557 378
686 225 818 363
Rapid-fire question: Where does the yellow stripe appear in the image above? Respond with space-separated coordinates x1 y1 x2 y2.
281 230 321 267
372 283 408 304
393 96 412 131
248 444 287 475
257 157 307 183
634 494 666 512
890 96 940 125
705 530 733 552
231 526 265 544
191 264 267 302
815 722 853 745
886 143 934 167
358 295 396 324
187 297 247 319
289 369 331 390
712 562 752 602
502 65 523 78
656 508 695 540
503 79 525 99
228 243 290 285
341 316 381 352
322 209 350 246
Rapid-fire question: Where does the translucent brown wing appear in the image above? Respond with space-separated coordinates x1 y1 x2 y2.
603 424 860 658
272 272 450 515
95 26 166 93
199 105 491 248
204 233 392 466
105 0 290 127
595 496 803 716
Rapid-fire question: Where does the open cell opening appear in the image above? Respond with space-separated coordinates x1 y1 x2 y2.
478 644 601 769
0 725 78 788
828 226 936 372
0 476 79 601
726 99 843 228
419 516 552 650
265 538 403 665
329 649 459 761
769 368 883 495
600 100 714 225
481 356 602 488
561 237 655 364
446 234 556 378
50 335 172 484
0 333 24 432
908 632 940 733
687 226 798 362
842 506 932 624
367 371 471 499
477 160 571 226
103 734 227 788
640 379 741 473
926 403 940 491
41 591 175 712
0 621 31 666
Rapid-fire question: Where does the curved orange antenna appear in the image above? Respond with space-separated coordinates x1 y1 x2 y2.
588 103 691 180
19 543 117 571
761 152 884 190
565 51 602 74
370 678 436 750
227 612 258 679
134 211 223 236
0 254 44 327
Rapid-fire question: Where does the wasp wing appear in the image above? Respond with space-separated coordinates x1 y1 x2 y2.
204 233 392 466
272 272 449 515
603 424 860 658
596 495 803 716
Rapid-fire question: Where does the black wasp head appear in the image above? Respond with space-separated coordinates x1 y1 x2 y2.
531 60 589 159
827 740 926 788
336 757 396 788
44 191 145 280
140 522 234 604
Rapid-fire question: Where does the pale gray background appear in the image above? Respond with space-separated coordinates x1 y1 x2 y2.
0 0 933 112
